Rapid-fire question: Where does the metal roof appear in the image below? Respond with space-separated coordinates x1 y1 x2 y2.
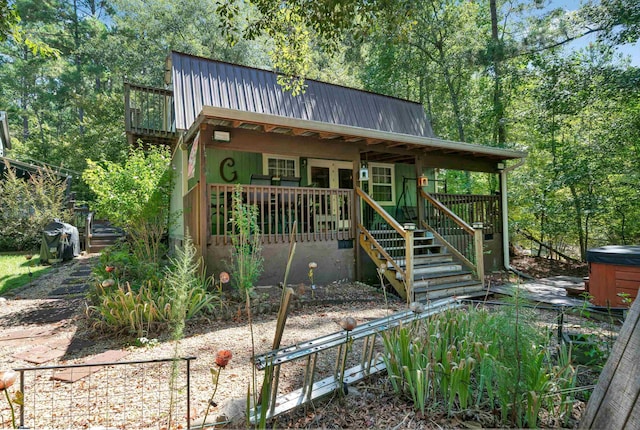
171 51 435 137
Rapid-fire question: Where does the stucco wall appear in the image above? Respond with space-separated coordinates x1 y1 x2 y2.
205 240 355 286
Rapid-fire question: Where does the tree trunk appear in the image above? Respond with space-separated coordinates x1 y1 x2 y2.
489 0 506 146
570 184 586 261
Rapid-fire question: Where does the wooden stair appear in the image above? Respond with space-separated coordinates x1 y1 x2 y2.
360 229 485 302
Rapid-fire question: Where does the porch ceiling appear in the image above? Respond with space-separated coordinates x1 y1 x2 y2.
186 106 526 165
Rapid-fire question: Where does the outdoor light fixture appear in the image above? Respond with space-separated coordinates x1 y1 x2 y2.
497 162 505 170
213 130 231 142
359 162 369 181
418 174 428 187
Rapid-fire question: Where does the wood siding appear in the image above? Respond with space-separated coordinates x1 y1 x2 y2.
589 262 640 307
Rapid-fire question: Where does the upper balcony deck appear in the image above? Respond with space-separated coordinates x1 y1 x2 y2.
124 82 177 146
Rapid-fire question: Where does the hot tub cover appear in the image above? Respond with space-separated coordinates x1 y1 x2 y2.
586 245 640 267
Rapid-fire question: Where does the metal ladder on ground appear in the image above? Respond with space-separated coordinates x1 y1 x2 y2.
249 297 462 423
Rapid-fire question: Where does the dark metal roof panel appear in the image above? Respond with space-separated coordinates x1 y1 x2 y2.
172 52 435 137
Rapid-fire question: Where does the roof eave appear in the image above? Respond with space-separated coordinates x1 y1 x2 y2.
184 106 527 161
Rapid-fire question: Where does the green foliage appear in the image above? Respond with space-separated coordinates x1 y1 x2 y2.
83 144 173 263
228 185 263 296
83 144 171 227
381 303 577 427
89 237 217 337
89 275 216 338
96 242 164 288
164 235 208 340
0 252 51 295
0 161 70 251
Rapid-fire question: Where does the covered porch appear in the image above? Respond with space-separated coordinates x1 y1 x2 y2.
172 106 523 298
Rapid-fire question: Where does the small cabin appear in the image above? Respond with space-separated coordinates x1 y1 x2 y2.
124 52 526 302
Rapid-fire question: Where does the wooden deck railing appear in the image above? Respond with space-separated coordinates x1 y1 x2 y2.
209 184 354 245
420 189 484 283
124 82 175 138
431 193 501 235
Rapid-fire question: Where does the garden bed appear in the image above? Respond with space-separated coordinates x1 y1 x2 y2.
0 255 620 428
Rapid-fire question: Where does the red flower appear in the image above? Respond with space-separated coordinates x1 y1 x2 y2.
105 266 114 273
215 350 233 368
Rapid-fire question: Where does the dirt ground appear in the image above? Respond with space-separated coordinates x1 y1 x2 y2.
0 254 608 429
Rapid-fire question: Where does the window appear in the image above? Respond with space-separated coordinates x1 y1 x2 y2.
263 154 299 177
370 163 395 205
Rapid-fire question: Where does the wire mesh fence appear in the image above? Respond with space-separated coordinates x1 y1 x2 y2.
7 356 194 430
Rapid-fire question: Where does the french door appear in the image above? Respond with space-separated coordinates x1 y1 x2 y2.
307 159 353 231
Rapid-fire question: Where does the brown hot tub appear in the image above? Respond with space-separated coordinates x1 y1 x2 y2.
587 245 640 307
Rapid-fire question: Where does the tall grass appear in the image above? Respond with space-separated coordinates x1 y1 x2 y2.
381 301 577 427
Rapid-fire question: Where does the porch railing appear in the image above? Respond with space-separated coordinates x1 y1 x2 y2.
124 82 175 138
431 193 501 235
209 184 354 245
420 189 484 283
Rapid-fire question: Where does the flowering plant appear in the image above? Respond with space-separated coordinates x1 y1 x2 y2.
1 370 20 429
202 350 233 426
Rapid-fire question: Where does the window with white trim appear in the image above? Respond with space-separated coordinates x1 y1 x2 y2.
370 163 395 205
263 154 299 177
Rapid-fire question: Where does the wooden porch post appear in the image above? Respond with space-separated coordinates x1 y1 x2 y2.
199 123 212 262
473 222 485 287
405 230 414 302
354 159 362 281
415 155 425 223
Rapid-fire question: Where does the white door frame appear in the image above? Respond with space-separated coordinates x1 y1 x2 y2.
307 159 353 230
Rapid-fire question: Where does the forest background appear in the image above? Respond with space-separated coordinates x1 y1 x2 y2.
0 0 638 261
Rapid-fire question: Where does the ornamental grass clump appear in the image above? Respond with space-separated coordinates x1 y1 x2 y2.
88 237 218 337
381 302 577 427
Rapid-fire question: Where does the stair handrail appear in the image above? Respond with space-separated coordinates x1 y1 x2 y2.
356 187 413 299
357 187 406 238
85 211 93 252
419 189 484 285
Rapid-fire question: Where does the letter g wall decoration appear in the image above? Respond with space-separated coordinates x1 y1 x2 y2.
220 157 237 182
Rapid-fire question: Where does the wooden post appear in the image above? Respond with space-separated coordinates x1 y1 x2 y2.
404 230 414 303
473 222 485 287
124 83 131 132
415 156 425 224
272 287 295 350
199 123 212 262
580 296 640 429
354 157 362 281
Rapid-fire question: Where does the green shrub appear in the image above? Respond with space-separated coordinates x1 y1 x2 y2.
89 277 217 337
95 241 163 288
83 144 173 263
0 161 70 251
381 303 577 427
89 238 218 337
